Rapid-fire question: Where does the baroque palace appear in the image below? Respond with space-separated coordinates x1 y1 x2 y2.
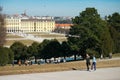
4 13 55 33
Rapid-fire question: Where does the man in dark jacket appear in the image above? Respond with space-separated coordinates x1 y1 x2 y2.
86 54 91 71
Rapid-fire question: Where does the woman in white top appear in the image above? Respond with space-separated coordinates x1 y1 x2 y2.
91 55 96 71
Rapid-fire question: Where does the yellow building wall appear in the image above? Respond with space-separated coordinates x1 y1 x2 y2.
5 18 55 33
5 18 21 32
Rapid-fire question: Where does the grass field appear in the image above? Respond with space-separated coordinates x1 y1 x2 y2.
6 34 23 38
112 53 120 57
35 34 65 38
0 58 120 75
4 40 37 46
26 32 66 38
55 37 67 42
26 32 46 34
5 32 67 46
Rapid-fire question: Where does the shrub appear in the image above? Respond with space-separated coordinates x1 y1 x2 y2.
0 47 9 66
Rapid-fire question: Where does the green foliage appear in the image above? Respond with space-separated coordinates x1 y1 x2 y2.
112 53 120 57
86 49 99 58
10 41 27 60
108 12 120 53
6 47 14 64
0 46 14 66
108 12 120 32
27 42 39 63
68 7 113 58
0 47 9 66
40 39 61 59
38 39 51 59
100 26 113 56
27 42 39 59
61 41 72 58
0 47 13 66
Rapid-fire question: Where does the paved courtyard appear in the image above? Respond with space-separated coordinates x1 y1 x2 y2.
0 67 120 80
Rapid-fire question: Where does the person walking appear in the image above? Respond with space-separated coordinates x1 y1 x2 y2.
86 54 91 71
91 55 96 71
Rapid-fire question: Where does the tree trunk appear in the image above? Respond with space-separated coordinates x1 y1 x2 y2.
45 59 47 63
35 56 37 64
74 54 77 61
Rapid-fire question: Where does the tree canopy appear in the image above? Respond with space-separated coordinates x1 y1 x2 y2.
10 42 28 60
27 42 39 59
40 39 61 60
61 41 72 58
68 8 113 58
0 47 14 66
107 12 120 53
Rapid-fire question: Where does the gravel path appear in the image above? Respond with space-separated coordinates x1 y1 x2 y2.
0 67 120 80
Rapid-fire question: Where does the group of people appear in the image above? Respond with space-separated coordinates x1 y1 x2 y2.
86 54 96 71
12 60 33 66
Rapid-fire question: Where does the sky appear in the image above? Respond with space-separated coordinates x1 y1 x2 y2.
0 0 120 17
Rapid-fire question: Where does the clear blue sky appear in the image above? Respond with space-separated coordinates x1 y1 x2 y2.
0 0 120 17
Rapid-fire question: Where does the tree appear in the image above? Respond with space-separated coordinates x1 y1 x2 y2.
0 47 9 66
38 39 51 61
86 49 99 58
27 42 39 63
107 12 120 53
61 41 72 58
68 25 93 59
10 42 28 60
108 13 120 32
49 39 61 58
0 47 14 66
5 47 14 64
40 39 61 61
0 7 6 46
70 43 80 60
0 46 14 66
68 8 113 58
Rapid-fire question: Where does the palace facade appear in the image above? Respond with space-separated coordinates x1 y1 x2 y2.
4 15 55 33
